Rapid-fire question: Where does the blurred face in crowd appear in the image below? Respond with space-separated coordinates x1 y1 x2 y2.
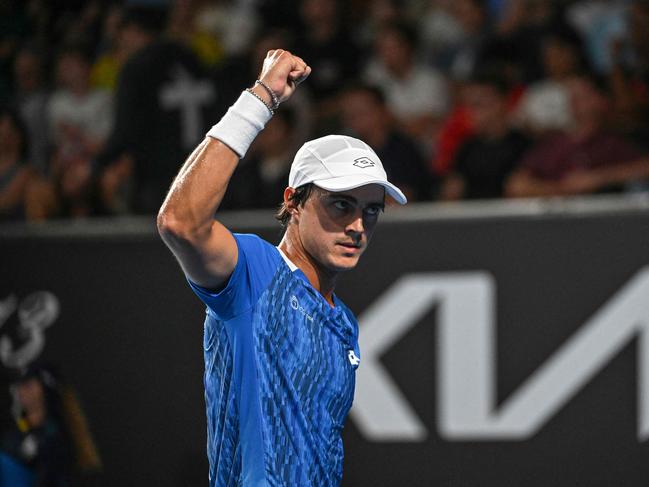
341 89 389 142
56 53 91 94
567 77 608 127
15 378 46 426
13 49 42 93
542 38 580 79
376 28 413 75
453 0 485 34
300 0 337 27
118 22 153 59
103 4 124 44
462 83 508 136
0 113 23 157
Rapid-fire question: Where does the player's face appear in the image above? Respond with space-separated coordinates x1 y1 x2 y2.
297 185 385 272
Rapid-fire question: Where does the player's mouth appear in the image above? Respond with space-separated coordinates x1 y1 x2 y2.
337 242 362 252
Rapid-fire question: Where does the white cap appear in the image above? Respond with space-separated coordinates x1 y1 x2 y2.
288 135 407 205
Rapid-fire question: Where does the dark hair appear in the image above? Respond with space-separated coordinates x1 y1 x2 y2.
12 362 64 423
121 6 167 35
542 26 591 71
275 183 315 227
379 21 419 51
466 67 510 95
343 82 387 106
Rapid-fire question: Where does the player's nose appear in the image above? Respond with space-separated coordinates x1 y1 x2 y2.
345 213 364 236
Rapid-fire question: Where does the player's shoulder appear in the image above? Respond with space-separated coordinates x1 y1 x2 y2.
233 233 283 272
233 232 277 253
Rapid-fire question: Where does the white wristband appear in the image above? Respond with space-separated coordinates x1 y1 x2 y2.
206 90 273 158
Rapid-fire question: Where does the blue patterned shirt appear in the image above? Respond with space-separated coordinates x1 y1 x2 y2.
188 233 360 486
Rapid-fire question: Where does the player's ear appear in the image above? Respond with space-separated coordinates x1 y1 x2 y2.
284 187 300 222
284 187 296 209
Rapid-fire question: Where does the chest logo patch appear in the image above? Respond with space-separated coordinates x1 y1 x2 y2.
290 295 314 322
348 350 360 367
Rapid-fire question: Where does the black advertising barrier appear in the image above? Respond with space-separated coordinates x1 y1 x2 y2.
1 196 649 486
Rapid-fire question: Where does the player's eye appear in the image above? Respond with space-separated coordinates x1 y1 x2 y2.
364 205 383 216
333 200 351 211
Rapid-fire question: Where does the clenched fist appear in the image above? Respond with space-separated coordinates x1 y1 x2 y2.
251 49 311 107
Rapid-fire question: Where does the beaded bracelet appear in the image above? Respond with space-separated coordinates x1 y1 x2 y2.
255 79 280 110
244 87 274 115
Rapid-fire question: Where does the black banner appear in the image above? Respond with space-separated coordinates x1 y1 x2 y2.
1 199 649 486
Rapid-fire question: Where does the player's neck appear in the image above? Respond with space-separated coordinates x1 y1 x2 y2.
278 235 338 307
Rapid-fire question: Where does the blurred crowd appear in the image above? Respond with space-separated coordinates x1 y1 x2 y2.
2 0 649 221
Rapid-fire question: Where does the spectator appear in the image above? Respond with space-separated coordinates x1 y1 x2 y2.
12 45 50 173
492 0 565 82
1 364 73 486
448 0 492 80
340 83 434 201
514 28 588 136
566 0 629 75
431 52 524 179
48 46 112 217
1 363 102 486
440 71 530 200
355 0 411 51
364 21 449 153
506 73 649 197
177 0 260 61
0 2 31 101
90 3 128 92
0 108 57 221
605 0 649 147
418 0 467 70
295 0 362 108
95 6 217 214
166 0 224 68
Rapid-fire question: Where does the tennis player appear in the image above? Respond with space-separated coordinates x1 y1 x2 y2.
158 49 406 486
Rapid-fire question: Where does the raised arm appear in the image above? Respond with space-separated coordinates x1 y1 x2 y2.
157 50 310 289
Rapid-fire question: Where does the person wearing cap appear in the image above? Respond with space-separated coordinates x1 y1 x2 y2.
158 49 406 487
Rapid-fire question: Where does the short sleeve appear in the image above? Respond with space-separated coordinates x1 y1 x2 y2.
187 233 281 320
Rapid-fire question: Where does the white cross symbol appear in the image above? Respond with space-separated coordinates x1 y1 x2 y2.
160 65 215 149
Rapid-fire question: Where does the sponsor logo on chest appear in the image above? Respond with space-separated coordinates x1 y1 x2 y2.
290 295 314 322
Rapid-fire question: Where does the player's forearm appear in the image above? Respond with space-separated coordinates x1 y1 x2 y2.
593 157 649 188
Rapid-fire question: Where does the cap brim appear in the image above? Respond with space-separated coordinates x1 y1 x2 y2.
312 174 407 205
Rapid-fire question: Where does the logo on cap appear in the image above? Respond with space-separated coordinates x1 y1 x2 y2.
353 157 376 169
